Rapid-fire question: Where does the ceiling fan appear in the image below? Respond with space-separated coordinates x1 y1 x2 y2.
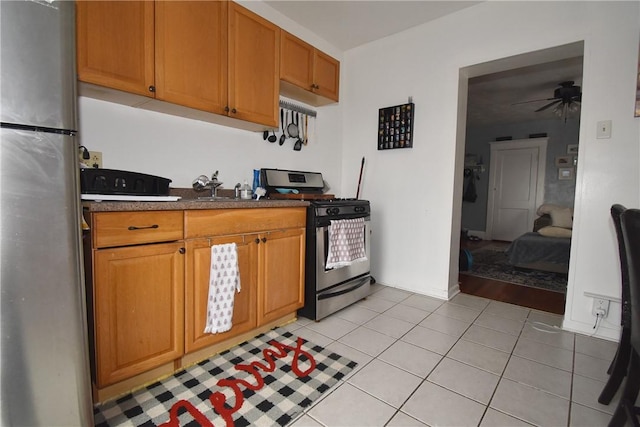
515 81 582 121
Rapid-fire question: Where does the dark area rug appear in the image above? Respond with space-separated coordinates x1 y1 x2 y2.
463 244 567 294
94 328 357 426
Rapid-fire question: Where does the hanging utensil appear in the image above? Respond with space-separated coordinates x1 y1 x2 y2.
279 108 286 145
296 113 304 147
268 129 277 143
298 113 305 145
293 114 302 151
304 114 308 145
262 130 268 141
287 110 299 140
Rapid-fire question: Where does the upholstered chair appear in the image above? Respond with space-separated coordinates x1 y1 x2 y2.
608 208 640 426
599 204 631 404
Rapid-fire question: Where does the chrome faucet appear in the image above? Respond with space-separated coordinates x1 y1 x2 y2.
209 171 223 197
192 171 223 197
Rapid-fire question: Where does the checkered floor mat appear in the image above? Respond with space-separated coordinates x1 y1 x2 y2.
94 328 357 426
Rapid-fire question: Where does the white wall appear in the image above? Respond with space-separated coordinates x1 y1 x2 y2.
341 1 640 339
78 97 343 191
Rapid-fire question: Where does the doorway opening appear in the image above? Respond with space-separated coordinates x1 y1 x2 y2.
455 42 584 314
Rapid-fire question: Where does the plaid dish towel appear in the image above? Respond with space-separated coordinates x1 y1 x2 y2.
204 243 241 334
326 218 367 269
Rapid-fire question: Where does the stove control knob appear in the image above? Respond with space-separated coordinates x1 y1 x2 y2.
354 206 366 213
326 207 340 215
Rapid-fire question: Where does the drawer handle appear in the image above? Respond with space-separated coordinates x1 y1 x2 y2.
128 224 159 231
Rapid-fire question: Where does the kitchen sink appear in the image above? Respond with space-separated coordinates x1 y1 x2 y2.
183 196 258 202
191 196 233 201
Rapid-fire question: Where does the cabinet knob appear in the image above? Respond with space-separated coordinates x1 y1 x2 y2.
231 108 237 114
255 238 260 244
311 84 319 89
148 85 156 93
224 106 230 112
179 248 185 254
261 237 267 243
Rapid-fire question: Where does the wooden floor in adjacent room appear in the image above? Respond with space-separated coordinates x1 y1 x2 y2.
458 272 566 315
458 239 566 315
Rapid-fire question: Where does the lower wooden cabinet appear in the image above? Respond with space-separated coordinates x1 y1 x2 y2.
259 228 305 324
87 206 305 400
93 241 185 387
185 217 306 349
185 235 258 353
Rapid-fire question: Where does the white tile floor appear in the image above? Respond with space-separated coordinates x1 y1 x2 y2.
284 283 621 427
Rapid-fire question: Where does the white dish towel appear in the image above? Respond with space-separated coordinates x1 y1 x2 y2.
204 243 241 334
326 218 368 269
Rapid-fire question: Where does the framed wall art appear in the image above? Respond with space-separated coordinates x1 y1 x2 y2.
378 102 414 150
555 156 572 167
567 144 578 154
558 167 575 180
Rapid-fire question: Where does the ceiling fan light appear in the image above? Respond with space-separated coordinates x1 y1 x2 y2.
553 104 564 117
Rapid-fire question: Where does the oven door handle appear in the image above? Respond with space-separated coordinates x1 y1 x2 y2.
318 276 370 300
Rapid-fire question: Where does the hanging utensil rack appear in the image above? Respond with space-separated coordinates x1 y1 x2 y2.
279 100 317 118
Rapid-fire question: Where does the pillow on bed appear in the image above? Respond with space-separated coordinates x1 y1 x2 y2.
537 204 566 216
538 226 572 238
550 207 573 229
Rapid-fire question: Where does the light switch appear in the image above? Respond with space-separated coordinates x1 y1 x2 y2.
597 120 612 139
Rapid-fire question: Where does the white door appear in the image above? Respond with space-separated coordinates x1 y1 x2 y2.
486 139 547 241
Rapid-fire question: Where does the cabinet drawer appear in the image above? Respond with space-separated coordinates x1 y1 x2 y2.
92 211 184 248
185 208 306 239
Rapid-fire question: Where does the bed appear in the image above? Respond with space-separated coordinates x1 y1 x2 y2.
505 212 571 274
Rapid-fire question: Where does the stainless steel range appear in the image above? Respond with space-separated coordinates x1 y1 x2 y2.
261 169 372 321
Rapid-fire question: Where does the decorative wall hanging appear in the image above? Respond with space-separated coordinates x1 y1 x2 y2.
558 167 575 180
566 144 578 154
378 101 414 150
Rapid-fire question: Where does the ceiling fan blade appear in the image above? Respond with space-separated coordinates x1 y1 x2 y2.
535 100 561 112
511 97 556 106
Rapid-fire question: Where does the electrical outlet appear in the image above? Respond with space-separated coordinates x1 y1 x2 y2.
88 151 102 169
591 298 610 318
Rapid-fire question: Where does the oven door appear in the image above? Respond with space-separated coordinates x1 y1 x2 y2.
315 218 371 292
315 274 371 320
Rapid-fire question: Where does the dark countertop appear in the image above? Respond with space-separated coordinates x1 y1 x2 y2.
82 188 309 212
82 198 309 212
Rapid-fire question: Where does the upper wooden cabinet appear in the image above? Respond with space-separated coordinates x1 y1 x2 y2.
155 1 228 115
228 2 280 127
76 1 154 96
76 0 279 128
280 31 340 105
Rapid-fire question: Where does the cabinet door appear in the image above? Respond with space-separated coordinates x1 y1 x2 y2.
76 1 155 97
155 1 228 114
185 236 258 353
94 242 184 386
280 31 314 90
313 49 340 102
258 228 305 325
228 3 279 127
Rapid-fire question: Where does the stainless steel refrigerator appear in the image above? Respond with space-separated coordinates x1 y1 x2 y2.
1 1 94 425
